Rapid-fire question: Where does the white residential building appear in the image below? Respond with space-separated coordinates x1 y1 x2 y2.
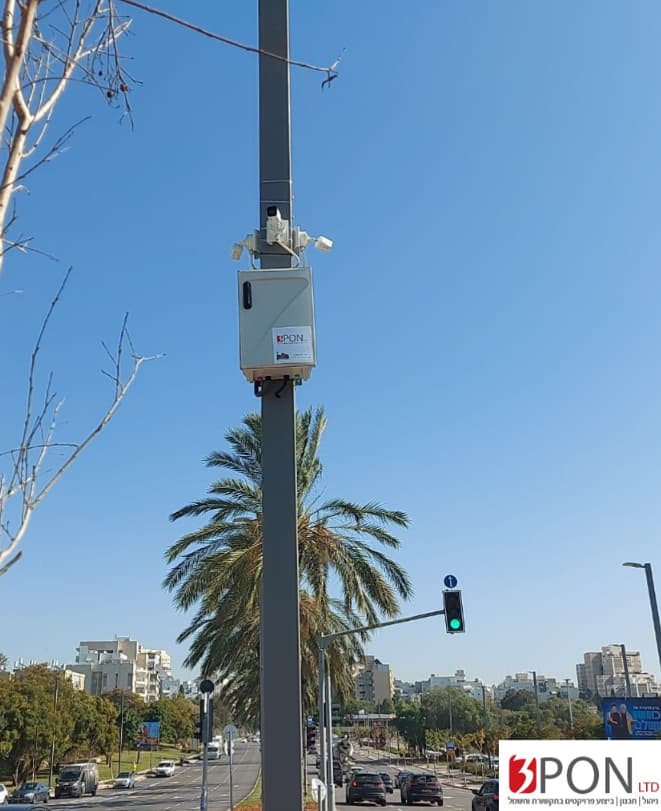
69 637 175 702
576 645 659 698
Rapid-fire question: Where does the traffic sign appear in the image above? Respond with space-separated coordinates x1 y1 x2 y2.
223 723 238 737
444 575 458 588
311 777 327 803
199 679 215 694
446 742 456 750
306 715 313 726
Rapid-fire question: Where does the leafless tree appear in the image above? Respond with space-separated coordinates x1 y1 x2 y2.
0 0 155 576
0 1 336 576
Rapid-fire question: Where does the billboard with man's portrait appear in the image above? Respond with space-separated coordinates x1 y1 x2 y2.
602 697 661 739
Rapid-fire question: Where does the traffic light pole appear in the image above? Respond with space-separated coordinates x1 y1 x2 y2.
200 694 210 811
318 608 446 811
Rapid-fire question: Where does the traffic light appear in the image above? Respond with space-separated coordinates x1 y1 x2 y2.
197 698 213 744
443 589 465 634
306 726 316 752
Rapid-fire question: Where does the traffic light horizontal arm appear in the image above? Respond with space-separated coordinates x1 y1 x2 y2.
319 609 445 649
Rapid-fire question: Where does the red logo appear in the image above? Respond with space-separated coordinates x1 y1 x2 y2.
509 756 537 793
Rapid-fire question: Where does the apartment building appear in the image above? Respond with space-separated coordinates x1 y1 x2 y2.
576 644 659 698
68 637 175 702
354 656 394 705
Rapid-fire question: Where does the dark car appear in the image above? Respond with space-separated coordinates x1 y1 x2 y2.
472 779 499 811
380 773 394 794
9 784 49 804
333 761 345 788
401 773 443 806
346 771 387 806
395 771 414 789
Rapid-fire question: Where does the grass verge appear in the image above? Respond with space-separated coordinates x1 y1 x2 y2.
237 773 319 810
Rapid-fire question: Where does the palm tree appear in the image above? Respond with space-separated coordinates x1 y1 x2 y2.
164 407 412 726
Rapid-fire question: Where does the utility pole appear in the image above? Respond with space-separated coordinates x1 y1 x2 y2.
530 671 542 734
620 644 632 698
48 676 60 793
257 1 304 810
564 678 574 734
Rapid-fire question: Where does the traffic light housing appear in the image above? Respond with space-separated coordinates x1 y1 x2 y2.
443 589 465 634
306 725 316 752
197 697 214 744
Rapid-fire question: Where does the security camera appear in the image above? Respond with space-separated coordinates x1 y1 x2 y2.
314 236 333 253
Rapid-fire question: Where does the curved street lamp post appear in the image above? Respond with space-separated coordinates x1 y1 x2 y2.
622 562 661 677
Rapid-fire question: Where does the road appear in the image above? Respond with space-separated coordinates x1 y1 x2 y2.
52 742 260 811
321 751 485 811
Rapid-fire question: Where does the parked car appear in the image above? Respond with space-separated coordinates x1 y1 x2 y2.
54 762 99 798
346 772 387 806
380 773 394 794
9 783 49 804
154 760 176 777
0 784 8 804
401 773 443 806
113 772 136 789
472 779 499 811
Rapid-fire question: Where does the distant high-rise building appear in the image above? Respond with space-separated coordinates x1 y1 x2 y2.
576 644 658 698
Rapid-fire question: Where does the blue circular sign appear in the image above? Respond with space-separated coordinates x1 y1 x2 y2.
444 574 458 588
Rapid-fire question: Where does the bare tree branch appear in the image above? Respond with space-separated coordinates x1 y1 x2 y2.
0 0 134 272
0 270 162 574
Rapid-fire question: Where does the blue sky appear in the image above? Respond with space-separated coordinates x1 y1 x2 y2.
2 0 661 691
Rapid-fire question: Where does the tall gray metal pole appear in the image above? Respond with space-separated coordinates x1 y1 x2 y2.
564 679 574 734
318 647 327 811
228 732 234 810
531 671 541 734
200 694 209 811
258 2 303 810
643 563 661 677
325 670 335 811
620 644 632 697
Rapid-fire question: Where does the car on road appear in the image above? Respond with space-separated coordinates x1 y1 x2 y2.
380 773 394 794
345 771 387 806
395 771 414 789
54 762 99 799
344 766 366 784
9 783 49 804
113 772 136 789
401 773 443 806
0 784 8 804
154 760 176 777
472 779 499 811
333 761 344 787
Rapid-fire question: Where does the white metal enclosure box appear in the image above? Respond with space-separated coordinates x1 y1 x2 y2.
238 266 316 382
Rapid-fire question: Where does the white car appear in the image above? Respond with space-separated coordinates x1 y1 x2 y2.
154 760 175 777
0 783 8 804
113 771 136 789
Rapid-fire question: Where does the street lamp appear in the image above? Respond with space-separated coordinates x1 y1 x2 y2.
622 562 661 677
529 671 541 734
564 679 574 734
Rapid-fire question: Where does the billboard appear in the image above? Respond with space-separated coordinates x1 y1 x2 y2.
141 721 161 741
601 697 661 739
